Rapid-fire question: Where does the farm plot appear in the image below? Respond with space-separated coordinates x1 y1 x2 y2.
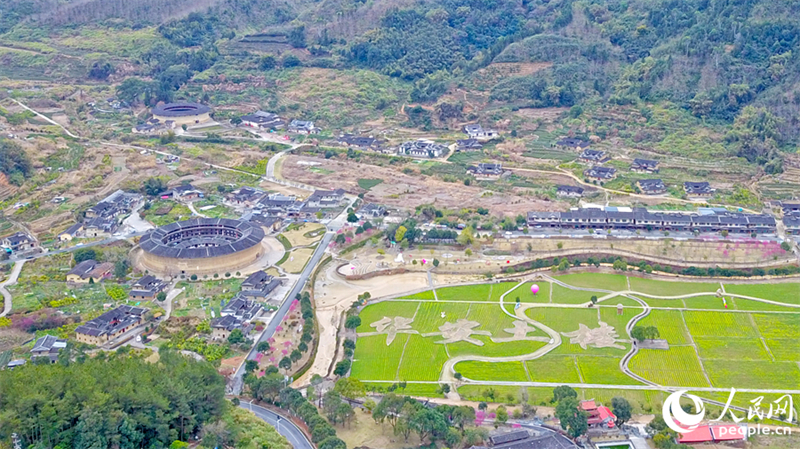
554 273 629 291
723 283 800 305
357 301 418 333
683 311 758 338
694 337 772 361
489 282 525 301
413 302 472 333
704 360 800 390
396 335 449 381
454 361 529 382
436 284 492 302
635 310 690 345
351 334 408 380
447 338 548 358
629 278 720 296
580 388 666 415
577 356 641 385
525 355 582 383
598 297 642 308
764 339 800 362
752 314 800 340
629 347 710 387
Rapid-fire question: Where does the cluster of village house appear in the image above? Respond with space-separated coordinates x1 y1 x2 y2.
55 266 282 348
57 190 144 242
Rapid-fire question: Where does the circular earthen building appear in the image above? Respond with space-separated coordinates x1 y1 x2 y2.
151 102 212 126
139 218 265 276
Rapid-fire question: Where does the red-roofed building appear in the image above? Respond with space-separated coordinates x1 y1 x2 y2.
677 426 713 444
677 424 747 444
580 400 616 429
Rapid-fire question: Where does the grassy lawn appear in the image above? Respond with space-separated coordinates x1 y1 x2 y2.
515 282 551 303
723 283 800 305
682 296 730 310
642 297 686 308
436 284 492 302
356 301 418 333
629 278 720 296
489 281 524 301
525 355 581 383
275 234 292 250
357 178 384 190
454 361 529 382
554 273 629 291
730 297 800 312
351 334 407 380
551 284 596 304
629 347 710 387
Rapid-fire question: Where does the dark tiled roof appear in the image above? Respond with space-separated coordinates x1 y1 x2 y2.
556 185 584 194
139 218 265 259
76 305 146 338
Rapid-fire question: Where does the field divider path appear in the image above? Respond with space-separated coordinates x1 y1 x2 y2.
679 310 713 387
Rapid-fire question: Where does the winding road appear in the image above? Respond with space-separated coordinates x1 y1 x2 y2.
240 402 313 449
0 261 24 317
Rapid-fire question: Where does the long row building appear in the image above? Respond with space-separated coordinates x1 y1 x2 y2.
527 207 776 234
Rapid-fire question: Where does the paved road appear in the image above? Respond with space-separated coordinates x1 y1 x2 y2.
231 231 334 394
240 402 313 449
0 261 25 317
0 232 148 266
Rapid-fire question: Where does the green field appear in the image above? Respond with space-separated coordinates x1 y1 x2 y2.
489 282 524 301
351 334 408 380
629 347 710 387
351 273 800 395
553 273 628 291
356 300 418 333
357 178 384 190
525 356 582 383
636 310 690 344
629 278 720 296
437 284 492 302
454 361 529 382
723 282 800 305
397 335 449 381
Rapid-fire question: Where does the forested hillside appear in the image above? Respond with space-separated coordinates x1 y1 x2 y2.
2 0 799 167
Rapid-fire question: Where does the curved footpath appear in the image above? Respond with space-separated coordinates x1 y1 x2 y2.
240 402 313 449
0 261 25 318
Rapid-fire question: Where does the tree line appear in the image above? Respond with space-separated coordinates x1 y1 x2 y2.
0 350 226 449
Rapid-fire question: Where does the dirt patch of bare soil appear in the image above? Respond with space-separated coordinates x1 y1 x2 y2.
282 155 558 215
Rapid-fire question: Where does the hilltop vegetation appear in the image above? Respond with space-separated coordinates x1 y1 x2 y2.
1 0 799 169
